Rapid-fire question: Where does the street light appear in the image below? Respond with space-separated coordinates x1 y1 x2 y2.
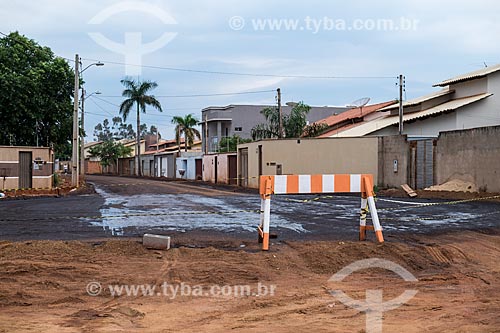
80 90 101 178
72 54 104 187
81 61 104 73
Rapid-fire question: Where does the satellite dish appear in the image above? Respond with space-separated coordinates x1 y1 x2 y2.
347 97 371 116
347 97 371 108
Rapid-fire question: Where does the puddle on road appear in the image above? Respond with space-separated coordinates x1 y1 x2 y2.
84 186 308 235
82 185 498 235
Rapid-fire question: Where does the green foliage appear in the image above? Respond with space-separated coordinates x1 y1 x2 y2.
171 114 201 152
88 140 133 168
303 122 329 137
119 78 162 176
251 102 311 140
93 116 159 141
119 78 162 123
0 32 74 158
219 135 252 153
53 173 60 187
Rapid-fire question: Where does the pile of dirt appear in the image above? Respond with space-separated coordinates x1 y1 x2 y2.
425 179 478 192
0 231 499 332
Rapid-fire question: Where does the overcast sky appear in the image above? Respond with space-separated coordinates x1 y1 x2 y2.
1 0 499 141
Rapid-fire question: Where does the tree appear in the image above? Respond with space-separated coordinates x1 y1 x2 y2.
119 78 162 176
219 135 252 153
93 117 162 142
0 32 74 158
303 122 329 137
93 119 113 141
171 114 201 152
112 116 135 140
251 102 311 140
139 124 160 139
88 140 133 173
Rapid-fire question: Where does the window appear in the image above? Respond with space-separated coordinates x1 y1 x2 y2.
235 127 242 132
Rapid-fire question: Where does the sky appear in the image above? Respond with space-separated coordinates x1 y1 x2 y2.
1 0 499 142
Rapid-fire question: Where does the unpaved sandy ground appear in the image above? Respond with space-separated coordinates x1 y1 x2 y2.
0 230 499 332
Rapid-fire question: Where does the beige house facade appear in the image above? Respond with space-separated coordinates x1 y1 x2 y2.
237 137 387 189
0 146 54 190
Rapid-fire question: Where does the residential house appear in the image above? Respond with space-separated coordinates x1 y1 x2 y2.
0 146 54 190
316 101 397 137
330 64 500 138
201 104 351 153
176 151 204 180
142 138 202 178
202 152 238 185
84 139 145 175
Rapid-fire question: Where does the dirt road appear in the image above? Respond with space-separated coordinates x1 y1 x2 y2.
1 175 499 331
1 175 499 242
0 230 498 332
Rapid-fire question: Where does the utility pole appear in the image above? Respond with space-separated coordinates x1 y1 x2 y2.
204 114 208 154
156 126 159 153
80 88 85 178
277 88 283 138
398 74 404 135
72 54 80 187
177 126 181 153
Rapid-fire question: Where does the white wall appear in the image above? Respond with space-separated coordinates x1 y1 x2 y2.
175 154 202 180
451 77 488 99
373 111 458 138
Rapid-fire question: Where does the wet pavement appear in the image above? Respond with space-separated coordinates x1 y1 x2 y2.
1 175 499 241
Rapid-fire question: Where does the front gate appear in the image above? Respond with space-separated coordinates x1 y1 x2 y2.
410 139 435 189
18 151 32 189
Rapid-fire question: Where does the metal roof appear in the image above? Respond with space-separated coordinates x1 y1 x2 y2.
379 88 453 111
433 64 500 87
331 93 492 137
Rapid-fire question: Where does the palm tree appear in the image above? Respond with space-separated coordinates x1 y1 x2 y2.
171 114 201 152
119 78 162 176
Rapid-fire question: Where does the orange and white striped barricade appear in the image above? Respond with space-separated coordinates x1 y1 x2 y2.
258 174 384 251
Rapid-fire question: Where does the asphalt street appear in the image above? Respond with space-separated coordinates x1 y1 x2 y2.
1 175 499 241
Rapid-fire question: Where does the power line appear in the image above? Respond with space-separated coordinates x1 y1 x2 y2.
89 97 180 119
92 95 120 108
87 98 115 117
91 96 182 117
1 31 396 80
81 57 396 80
98 89 276 98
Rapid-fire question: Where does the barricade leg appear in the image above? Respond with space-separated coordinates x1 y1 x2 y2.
262 197 271 250
362 175 384 243
258 198 264 243
367 196 384 243
359 196 368 241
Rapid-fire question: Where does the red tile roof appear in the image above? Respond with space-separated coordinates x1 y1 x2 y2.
315 101 396 137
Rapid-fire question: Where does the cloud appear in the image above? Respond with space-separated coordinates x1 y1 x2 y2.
3 0 500 140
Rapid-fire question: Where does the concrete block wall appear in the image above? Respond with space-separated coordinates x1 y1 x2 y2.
377 136 410 188
202 153 233 184
435 126 500 192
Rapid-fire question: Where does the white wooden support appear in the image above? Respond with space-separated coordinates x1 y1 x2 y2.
367 195 384 243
